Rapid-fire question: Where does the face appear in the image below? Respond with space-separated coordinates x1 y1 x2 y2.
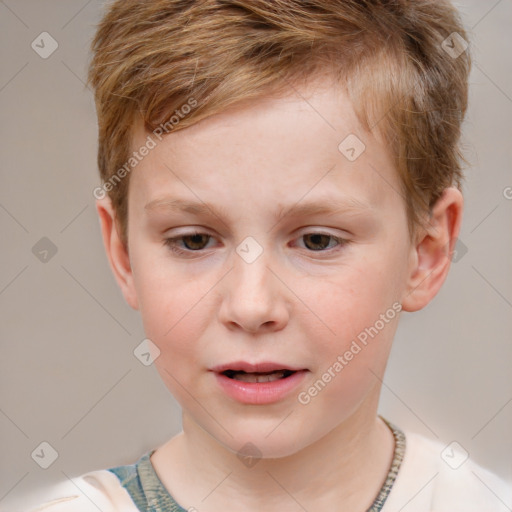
117 77 417 457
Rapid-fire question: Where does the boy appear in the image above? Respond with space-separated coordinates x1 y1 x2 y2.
27 0 511 511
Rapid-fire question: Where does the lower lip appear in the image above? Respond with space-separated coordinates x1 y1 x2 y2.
213 370 308 405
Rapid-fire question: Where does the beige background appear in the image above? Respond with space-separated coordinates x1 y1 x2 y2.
1 0 511 509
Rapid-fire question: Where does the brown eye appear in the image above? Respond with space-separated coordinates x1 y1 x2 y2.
163 232 214 255
302 233 337 251
181 233 211 250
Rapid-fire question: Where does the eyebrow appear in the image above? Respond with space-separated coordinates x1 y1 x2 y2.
144 196 374 221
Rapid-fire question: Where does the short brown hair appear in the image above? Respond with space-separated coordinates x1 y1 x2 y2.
88 0 471 247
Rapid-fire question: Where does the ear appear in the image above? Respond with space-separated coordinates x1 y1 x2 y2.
96 197 139 310
401 187 464 312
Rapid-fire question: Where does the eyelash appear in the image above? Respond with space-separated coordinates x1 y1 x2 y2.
163 231 349 257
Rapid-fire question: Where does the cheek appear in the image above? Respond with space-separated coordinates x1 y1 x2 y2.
302 256 400 340
130 250 209 357
138 285 209 401
300 292 398 419
298 256 400 395
138 285 208 360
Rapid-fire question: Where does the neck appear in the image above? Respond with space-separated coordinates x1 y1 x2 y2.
152 397 395 511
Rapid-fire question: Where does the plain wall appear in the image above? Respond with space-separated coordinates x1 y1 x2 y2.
1 0 511 509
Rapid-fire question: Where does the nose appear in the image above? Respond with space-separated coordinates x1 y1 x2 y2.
217 248 290 334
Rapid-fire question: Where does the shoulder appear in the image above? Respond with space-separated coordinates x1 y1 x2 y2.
24 469 139 512
384 430 512 512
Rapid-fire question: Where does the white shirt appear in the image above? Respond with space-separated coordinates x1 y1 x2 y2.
19 431 512 512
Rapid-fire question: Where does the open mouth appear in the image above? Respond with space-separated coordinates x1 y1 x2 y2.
221 369 296 383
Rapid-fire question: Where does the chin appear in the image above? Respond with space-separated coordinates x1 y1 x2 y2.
207 420 319 461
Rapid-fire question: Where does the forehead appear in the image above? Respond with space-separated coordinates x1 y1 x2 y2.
128 77 401 215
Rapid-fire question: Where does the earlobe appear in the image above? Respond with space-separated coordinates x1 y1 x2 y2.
401 187 464 312
96 197 139 310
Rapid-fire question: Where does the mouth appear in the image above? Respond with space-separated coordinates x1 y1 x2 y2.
221 369 297 383
211 362 308 404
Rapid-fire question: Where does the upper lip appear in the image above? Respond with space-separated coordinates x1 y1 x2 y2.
210 361 306 373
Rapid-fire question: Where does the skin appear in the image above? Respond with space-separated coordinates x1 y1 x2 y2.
97 75 463 511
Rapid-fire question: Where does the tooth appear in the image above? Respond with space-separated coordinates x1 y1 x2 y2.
232 371 286 382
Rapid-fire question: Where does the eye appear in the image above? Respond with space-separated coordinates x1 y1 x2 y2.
296 232 347 252
163 230 349 257
163 232 215 255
